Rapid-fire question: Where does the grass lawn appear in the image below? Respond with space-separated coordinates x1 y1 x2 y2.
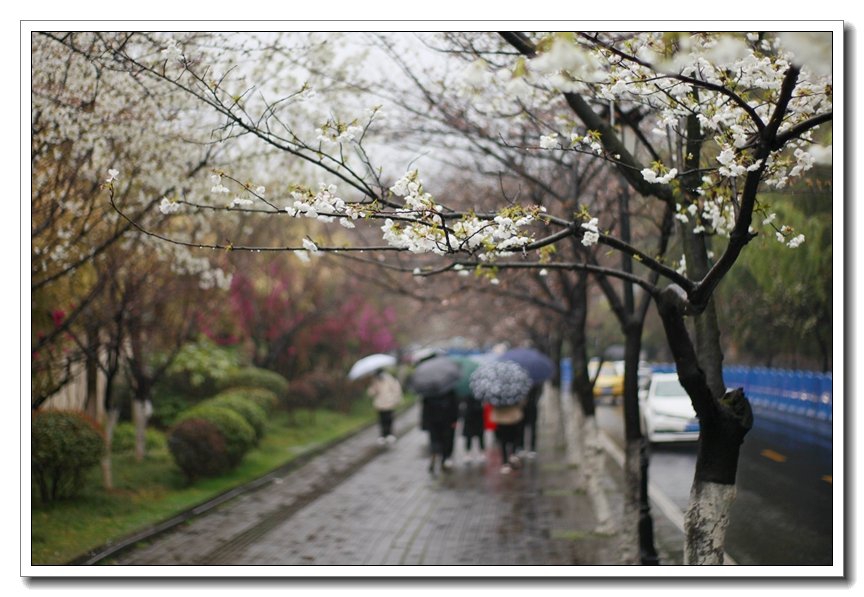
30 400 396 565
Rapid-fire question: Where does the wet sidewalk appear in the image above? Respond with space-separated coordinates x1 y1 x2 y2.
109 398 684 567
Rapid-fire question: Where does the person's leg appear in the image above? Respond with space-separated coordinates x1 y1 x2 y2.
528 415 538 453
428 423 444 473
382 410 394 437
377 411 386 437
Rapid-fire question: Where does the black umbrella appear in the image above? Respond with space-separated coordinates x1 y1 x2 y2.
498 347 555 383
469 360 533 407
407 355 461 397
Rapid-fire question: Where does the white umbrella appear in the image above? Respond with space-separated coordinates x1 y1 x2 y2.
348 353 397 380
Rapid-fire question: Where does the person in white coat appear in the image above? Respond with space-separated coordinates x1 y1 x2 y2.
368 369 403 445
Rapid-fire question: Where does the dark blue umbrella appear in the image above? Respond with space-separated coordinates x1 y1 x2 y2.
497 347 554 383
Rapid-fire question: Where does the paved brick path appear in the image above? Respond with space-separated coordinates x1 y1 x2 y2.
109 398 684 567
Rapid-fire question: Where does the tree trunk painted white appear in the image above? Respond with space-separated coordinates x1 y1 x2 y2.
618 439 641 564
684 480 736 565
540 384 564 450
132 399 149 462
100 408 120 490
558 389 582 467
580 414 616 537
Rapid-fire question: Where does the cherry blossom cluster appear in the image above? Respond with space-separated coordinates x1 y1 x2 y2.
380 170 541 259
519 32 832 249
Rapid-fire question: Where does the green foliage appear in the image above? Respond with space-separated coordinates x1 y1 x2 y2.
31 410 104 503
157 337 244 400
222 386 279 414
111 423 167 454
716 189 832 370
167 418 231 480
217 367 289 402
31 402 380 565
149 392 194 430
175 405 256 467
205 393 268 442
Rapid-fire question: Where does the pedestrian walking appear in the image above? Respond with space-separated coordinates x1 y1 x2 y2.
490 401 524 474
461 394 486 462
517 384 543 458
424 389 460 474
367 369 403 445
468 359 533 475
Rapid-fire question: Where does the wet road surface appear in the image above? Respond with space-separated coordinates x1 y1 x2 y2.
109 401 685 567
595 402 835 565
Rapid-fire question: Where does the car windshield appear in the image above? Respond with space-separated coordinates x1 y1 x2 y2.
653 379 687 398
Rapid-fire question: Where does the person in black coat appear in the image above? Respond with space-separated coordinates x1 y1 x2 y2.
461 394 486 462
424 389 460 475
517 384 543 457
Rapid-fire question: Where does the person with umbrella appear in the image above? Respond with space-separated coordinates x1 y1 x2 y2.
407 356 461 475
348 354 401 445
451 356 486 463
367 368 403 445
469 360 533 474
497 347 555 460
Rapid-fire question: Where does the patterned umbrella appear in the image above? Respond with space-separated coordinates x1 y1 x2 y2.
469 360 533 407
497 347 555 383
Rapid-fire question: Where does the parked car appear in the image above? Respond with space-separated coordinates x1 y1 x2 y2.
639 372 699 443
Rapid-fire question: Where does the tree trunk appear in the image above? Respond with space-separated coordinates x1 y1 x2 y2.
656 285 753 565
621 323 659 564
132 399 149 462
581 412 616 536
684 481 736 564
84 325 100 420
100 407 119 490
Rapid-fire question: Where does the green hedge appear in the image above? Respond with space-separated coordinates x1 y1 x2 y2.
111 422 167 454
219 386 279 415
32 410 103 503
175 405 255 467
217 367 289 403
167 418 230 480
204 393 268 443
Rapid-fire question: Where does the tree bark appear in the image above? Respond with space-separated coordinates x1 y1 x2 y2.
656 285 753 564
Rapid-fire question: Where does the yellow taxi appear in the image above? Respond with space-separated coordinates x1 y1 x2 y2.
590 359 625 404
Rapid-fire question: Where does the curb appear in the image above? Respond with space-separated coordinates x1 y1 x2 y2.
68 402 418 565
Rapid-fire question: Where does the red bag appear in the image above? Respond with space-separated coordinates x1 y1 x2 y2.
483 402 497 431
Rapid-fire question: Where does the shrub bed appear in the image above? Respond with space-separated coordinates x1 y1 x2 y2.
174 405 256 467
205 392 268 442
167 418 231 480
217 367 289 403
32 410 103 503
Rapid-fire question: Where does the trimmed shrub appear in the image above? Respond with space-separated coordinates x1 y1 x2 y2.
149 392 196 430
205 393 268 442
175 405 255 467
111 423 167 454
31 410 103 503
220 386 279 415
217 367 289 403
167 418 230 480
154 338 244 403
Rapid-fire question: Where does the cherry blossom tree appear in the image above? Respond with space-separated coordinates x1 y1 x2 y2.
44 29 835 564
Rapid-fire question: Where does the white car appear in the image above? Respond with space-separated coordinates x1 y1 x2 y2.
639 373 700 443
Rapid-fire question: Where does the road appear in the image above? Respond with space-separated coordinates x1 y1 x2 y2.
595 403 835 565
